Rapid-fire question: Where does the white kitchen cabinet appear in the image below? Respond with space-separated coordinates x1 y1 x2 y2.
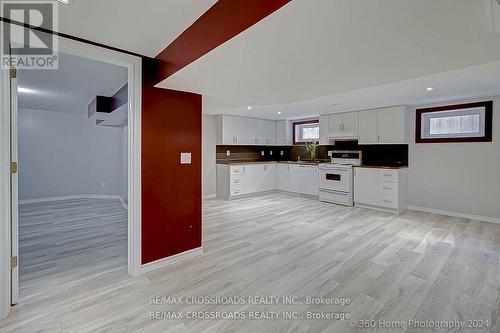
217 115 278 145
298 165 319 196
275 163 300 193
275 120 291 145
358 106 409 144
354 167 407 213
319 115 329 145
320 111 359 141
358 110 378 144
262 163 276 191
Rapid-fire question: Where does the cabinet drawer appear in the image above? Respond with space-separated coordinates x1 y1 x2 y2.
231 166 244 175
378 181 398 195
231 176 242 185
378 194 398 209
231 184 243 196
378 170 398 182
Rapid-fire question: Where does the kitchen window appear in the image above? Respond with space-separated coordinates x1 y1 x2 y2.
415 101 493 143
293 120 319 144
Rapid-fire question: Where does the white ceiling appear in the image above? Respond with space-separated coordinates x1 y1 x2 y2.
18 52 128 113
159 0 500 119
58 0 217 57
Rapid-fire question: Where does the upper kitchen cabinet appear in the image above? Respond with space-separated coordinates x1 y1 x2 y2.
358 106 409 144
319 111 359 143
216 115 276 145
275 120 292 145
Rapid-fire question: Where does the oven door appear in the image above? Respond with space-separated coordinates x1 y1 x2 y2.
319 167 350 192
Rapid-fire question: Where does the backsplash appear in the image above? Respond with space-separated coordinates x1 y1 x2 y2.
217 141 408 166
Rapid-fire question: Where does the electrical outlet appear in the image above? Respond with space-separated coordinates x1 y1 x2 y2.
261 151 265 156
226 150 231 156
270 151 273 156
280 150 284 156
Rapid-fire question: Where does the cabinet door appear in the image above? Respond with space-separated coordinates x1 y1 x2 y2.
275 121 285 145
354 168 378 206
245 118 257 145
276 164 288 191
265 120 275 144
377 106 406 144
242 165 259 194
358 110 378 144
328 114 343 138
341 112 359 137
263 164 276 191
288 164 300 193
235 117 247 144
298 166 319 196
319 115 329 144
222 115 236 144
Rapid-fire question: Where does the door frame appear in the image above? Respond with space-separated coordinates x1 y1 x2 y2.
0 28 142 320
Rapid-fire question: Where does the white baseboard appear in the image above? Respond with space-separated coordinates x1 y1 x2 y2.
141 247 203 274
20 194 124 205
407 205 500 224
203 194 216 199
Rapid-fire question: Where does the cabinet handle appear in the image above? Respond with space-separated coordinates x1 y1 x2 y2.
383 187 391 190
383 200 391 203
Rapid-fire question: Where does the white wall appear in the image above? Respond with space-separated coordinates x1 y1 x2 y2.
408 95 500 219
19 108 124 201
202 114 217 197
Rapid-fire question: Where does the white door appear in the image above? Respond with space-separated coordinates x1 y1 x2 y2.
354 168 378 206
298 166 319 196
358 110 378 144
276 164 288 191
10 67 19 305
341 112 359 137
328 114 342 138
288 164 300 193
377 107 405 144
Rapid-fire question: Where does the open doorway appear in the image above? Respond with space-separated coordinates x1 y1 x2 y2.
14 51 129 302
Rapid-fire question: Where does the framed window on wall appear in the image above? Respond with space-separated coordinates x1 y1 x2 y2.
415 101 493 143
293 120 319 144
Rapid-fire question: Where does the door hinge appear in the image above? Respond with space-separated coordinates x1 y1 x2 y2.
10 162 17 174
10 68 17 79
10 256 17 269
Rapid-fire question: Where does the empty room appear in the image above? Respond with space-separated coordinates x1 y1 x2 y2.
1 1 500 332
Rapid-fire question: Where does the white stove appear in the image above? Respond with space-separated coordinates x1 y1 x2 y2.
319 150 362 206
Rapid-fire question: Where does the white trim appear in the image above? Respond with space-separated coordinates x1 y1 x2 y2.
1 26 143 319
19 194 124 205
0 64 12 320
408 205 500 224
141 247 204 274
53 35 143 277
203 194 217 199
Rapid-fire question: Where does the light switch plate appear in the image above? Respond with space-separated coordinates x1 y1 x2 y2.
270 151 273 156
181 153 192 164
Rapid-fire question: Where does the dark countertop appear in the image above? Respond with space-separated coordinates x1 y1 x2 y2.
216 160 324 166
354 164 408 169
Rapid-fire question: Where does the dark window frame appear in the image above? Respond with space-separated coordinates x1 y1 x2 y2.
293 120 320 145
415 101 493 143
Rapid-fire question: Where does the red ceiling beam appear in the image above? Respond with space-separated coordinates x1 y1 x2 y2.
154 0 291 83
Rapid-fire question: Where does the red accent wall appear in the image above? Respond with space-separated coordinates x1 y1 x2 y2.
155 0 291 80
141 59 202 264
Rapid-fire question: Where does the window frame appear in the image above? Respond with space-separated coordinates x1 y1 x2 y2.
415 101 493 143
292 120 320 145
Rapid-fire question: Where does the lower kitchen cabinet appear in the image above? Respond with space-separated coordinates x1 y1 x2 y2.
298 165 319 196
217 162 309 200
353 167 408 213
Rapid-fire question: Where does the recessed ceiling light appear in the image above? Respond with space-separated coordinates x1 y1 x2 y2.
247 106 252 110
18 87 36 94
277 112 282 115
426 87 435 92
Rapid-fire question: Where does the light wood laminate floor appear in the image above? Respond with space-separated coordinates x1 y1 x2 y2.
1 193 499 332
